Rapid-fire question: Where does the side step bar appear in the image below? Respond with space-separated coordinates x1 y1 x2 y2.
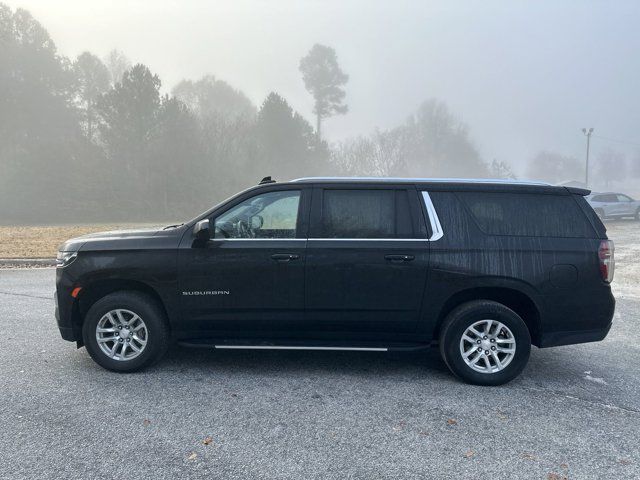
177 339 430 351
213 345 388 351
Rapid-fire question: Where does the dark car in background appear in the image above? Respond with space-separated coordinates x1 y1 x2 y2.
587 192 640 220
55 177 615 385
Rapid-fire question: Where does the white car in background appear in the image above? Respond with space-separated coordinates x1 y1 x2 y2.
586 192 640 220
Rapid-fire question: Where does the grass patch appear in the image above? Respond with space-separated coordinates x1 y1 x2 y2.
0 225 159 258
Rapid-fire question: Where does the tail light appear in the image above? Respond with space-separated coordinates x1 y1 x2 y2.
598 240 615 283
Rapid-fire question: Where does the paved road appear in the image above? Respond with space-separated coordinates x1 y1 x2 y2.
0 268 638 480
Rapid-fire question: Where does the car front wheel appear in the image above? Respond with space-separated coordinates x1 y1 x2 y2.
82 291 170 372
439 300 531 386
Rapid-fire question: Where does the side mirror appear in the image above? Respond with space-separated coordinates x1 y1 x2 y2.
193 219 211 241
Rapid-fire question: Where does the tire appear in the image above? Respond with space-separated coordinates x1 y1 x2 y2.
439 300 531 386
635 208 640 221
595 208 605 221
82 291 170 372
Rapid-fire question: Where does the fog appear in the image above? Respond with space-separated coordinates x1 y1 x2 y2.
2 0 640 224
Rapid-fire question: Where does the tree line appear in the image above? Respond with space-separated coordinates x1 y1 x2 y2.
3 4 634 225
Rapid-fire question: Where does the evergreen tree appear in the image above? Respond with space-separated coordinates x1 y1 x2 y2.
255 92 328 179
73 52 110 141
96 64 162 212
299 44 348 140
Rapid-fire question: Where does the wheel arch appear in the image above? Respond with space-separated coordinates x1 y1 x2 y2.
71 279 169 345
434 287 542 346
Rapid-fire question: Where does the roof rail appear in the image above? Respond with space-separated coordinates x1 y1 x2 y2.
290 176 552 186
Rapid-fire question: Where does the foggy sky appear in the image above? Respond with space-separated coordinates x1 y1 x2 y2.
7 0 640 173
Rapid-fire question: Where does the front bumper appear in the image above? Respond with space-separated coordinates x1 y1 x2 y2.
54 293 76 341
55 267 79 342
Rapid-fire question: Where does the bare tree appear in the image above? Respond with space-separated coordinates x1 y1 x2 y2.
104 49 131 85
526 151 581 183
489 159 517 179
172 75 255 121
631 150 640 178
595 147 627 189
400 100 486 178
332 129 407 176
332 99 487 178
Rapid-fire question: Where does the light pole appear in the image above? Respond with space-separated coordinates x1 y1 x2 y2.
582 127 594 186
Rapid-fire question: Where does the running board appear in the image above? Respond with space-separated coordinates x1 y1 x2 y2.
213 345 388 352
177 339 430 351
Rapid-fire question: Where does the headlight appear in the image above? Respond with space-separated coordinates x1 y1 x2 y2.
56 251 78 268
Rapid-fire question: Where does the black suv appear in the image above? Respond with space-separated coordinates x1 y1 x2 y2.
55 177 615 385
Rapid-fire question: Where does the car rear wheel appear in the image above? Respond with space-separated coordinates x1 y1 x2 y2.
439 300 531 386
82 291 170 372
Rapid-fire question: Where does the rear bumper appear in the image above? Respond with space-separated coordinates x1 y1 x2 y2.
537 287 615 348
538 321 612 348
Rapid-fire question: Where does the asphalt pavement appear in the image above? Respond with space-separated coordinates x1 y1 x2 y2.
0 267 638 479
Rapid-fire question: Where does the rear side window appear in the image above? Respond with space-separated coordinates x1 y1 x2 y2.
457 192 595 238
318 189 413 238
596 194 618 203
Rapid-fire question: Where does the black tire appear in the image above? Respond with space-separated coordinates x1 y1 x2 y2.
439 300 531 386
82 291 170 372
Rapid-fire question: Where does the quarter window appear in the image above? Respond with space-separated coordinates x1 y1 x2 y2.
458 192 594 238
214 190 301 239
318 189 413 238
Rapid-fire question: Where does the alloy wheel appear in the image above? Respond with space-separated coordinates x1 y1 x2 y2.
459 319 516 374
95 309 148 361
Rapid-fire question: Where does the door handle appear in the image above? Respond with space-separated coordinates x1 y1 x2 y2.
384 254 415 263
271 253 300 262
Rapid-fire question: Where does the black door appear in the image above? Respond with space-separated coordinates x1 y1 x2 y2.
304 185 429 338
178 186 310 338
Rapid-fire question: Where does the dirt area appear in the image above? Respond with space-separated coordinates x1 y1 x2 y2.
0 224 159 259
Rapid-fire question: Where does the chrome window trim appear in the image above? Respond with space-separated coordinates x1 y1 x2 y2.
212 238 304 241
211 192 444 242
421 191 444 241
308 238 427 242
215 238 426 242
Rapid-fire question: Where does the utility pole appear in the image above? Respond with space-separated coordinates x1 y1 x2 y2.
582 128 594 186
316 113 321 142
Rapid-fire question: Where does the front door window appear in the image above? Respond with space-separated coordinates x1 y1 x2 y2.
214 190 301 239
